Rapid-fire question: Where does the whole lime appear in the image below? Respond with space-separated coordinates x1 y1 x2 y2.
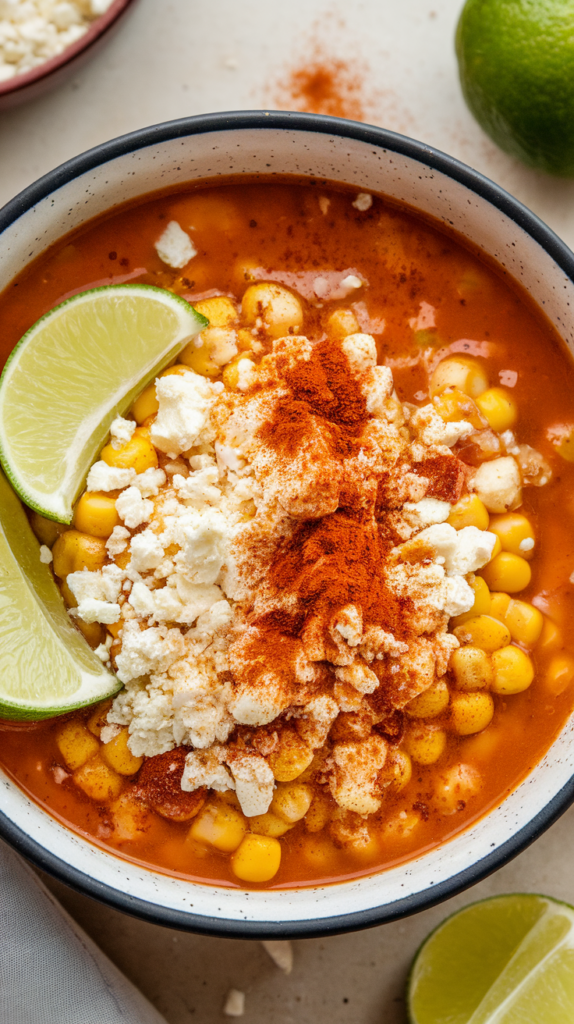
456 0 574 176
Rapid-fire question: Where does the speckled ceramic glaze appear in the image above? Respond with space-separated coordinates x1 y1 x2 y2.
1 112 574 937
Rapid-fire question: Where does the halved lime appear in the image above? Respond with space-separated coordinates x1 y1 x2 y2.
0 284 207 523
0 469 121 720
408 893 574 1024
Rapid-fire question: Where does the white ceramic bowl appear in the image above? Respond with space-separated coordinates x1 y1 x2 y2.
1 112 574 938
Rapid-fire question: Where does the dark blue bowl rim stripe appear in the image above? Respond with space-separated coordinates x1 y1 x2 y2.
1 109 574 939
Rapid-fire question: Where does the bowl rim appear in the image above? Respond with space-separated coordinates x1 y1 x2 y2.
2 109 574 938
0 0 136 100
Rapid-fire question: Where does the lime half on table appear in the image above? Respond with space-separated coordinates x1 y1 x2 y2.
0 284 207 523
0 468 121 720
408 893 574 1024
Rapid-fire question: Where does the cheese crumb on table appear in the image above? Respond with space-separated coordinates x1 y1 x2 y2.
223 989 245 1017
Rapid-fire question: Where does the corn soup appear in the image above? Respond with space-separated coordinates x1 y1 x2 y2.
1 179 574 890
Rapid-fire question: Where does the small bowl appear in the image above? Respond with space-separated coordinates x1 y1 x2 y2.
0 0 139 111
1 111 574 938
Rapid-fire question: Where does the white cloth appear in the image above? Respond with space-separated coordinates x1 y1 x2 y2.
0 840 168 1024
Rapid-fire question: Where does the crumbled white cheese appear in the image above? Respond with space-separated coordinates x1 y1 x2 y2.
223 990 245 1017
335 662 379 694
402 498 451 530
165 508 229 585
39 544 52 564
67 565 124 604
341 333 377 374
115 486 153 529
0 0 111 82
442 575 475 617
114 622 185 684
235 357 257 392
363 365 394 417
261 940 293 974
410 405 474 447
150 373 218 455
226 750 275 816
73 598 120 624
520 537 535 553
106 526 130 557
352 192 373 211
129 529 165 572
182 747 235 793
86 461 136 492
412 523 496 576
110 416 136 449
154 220 196 269
471 456 522 513
132 467 166 497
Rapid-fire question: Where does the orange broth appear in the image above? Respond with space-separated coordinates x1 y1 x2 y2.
1 178 574 889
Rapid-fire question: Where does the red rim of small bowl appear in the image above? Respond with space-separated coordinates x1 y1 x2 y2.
0 0 136 99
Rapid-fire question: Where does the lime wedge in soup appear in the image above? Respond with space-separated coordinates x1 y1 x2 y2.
0 469 121 720
0 284 207 523
408 893 574 1024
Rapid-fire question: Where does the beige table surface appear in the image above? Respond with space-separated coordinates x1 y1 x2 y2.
3 0 574 1020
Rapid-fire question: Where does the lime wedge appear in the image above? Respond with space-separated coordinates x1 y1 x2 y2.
0 284 207 523
408 893 574 1024
0 469 121 720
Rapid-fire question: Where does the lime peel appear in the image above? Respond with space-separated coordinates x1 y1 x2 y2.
408 893 574 1024
0 284 207 523
0 469 121 721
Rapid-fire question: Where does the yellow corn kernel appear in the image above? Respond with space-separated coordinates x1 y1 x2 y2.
59 579 76 608
301 835 335 868
432 388 486 429
490 535 503 559
74 754 123 802
450 691 494 735
100 727 143 776
87 699 113 738
101 429 158 474
193 295 237 327
385 748 413 792
236 327 255 351
55 719 100 771
404 723 447 765
247 812 293 838
52 530 107 578
181 327 238 375
488 513 535 560
480 552 532 593
326 308 360 339
242 282 303 339
475 387 517 431
158 364 194 378
231 834 282 883
222 354 255 390
29 511 66 547
75 618 103 648
504 599 544 646
538 618 563 653
453 614 511 653
450 646 494 690
267 731 314 782
73 492 120 539
433 763 482 815
271 782 313 823
429 356 489 399
545 653 574 696
111 794 149 841
106 619 123 640
447 494 490 532
405 679 450 719
491 645 534 694
131 383 159 425
489 591 511 620
188 800 246 852
451 576 491 627
304 792 333 832
217 789 242 810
